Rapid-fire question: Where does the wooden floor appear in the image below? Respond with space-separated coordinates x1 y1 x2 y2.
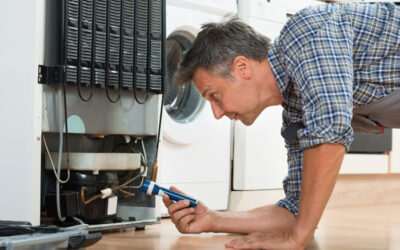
88 202 400 250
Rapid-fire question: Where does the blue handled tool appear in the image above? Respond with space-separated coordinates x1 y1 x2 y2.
141 179 198 207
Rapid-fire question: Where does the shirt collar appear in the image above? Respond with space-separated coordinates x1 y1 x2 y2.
267 42 288 95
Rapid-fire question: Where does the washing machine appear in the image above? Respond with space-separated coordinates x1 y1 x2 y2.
157 0 236 215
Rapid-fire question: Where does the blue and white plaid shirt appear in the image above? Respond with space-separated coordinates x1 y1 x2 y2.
267 3 400 216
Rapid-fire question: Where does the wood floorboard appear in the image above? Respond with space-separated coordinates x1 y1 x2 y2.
88 203 400 249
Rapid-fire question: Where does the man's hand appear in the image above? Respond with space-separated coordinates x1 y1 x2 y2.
163 186 217 234
225 231 304 250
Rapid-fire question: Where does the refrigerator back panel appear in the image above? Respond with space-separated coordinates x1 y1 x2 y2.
40 0 165 95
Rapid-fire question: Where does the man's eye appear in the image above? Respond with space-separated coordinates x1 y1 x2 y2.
211 93 220 101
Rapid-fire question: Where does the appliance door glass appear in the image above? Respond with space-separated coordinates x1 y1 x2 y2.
164 30 205 124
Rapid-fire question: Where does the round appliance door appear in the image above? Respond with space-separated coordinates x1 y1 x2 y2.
163 28 210 145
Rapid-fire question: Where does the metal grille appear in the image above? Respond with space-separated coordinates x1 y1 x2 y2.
40 0 165 96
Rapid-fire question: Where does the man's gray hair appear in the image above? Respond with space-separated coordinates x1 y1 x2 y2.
173 16 271 85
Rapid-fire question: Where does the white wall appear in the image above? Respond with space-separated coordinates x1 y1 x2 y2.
391 129 400 173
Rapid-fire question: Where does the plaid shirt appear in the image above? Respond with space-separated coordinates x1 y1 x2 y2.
267 3 400 216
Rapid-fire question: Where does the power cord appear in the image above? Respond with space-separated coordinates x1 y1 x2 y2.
62 84 70 170
42 134 70 184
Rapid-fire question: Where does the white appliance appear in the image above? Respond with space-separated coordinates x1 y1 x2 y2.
156 0 236 215
0 0 43 225
233 0 323 191
1 0 164 227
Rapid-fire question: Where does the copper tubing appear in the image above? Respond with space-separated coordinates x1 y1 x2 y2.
150 160 158 182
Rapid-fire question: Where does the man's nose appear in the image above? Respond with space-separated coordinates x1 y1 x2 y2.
210 102 224 120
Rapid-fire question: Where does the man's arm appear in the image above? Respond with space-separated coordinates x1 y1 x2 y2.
211 204 296 234
224 142 345 249
293 142 345 246
165 142 345 248
213 142 345 239
164 188 297 234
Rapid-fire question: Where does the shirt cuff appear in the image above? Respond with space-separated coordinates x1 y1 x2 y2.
276 197 300 217
298 126 354 151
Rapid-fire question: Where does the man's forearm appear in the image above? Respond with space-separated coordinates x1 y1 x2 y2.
209 142 344 239
293 143 345 245
210 204 296 234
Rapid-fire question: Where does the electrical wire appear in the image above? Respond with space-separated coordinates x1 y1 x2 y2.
68 216 89 230
140 138 148 166
125 173 145 189
129 137 148 166
54 0 71 223
66 223 89 230
56 87 67 222
111 139 147 167
72 216 85 225
149 94 164 182
63 84 70 170
113 165 147 191
42 134 70 184
155 94 164 160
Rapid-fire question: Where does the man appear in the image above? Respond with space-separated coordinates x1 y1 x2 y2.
163 2 400 249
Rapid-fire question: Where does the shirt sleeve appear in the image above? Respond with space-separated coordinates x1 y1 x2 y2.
293 11 355 150
276 142 303 217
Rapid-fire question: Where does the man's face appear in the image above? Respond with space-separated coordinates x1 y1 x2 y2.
192 67 263 126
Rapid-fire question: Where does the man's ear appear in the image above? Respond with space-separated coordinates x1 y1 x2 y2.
231 56 251 79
